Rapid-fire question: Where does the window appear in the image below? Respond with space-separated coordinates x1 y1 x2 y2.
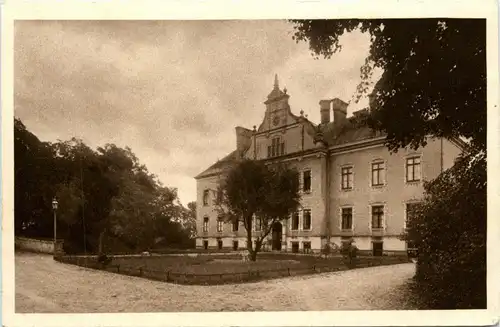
217 217 224 232
203 190 209 206
303 241 312 253
203 240 208 250
291 212 299 230
291 242 299 253
254 218 262 231
203 216 209 233
216 189 223 203
405 202 420 228
232 219 239 232
406 156 421 182
268 137 285 158
371 161 385 186
341 166 353 190
341 207 353 230
303 170 311 193
371 205 384 229
232 240 238 250
217 239 223 250
302 209 311 230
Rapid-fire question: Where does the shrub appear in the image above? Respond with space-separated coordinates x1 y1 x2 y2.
407 149 486 309
97 253 113 266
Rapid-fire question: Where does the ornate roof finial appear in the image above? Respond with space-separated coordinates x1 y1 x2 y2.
274 74 279 89
300 109 304 117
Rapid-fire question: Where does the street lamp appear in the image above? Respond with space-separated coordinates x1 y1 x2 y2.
52 197 58 255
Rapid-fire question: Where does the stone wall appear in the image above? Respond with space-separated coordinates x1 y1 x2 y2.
15 236 64 254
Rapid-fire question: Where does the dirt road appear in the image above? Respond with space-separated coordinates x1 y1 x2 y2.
15 252 418 313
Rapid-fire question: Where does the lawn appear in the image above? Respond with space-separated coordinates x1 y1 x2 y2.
56 252 411 285
110 253 409 275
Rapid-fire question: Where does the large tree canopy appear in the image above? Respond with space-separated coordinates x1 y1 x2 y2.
290 19 486 153
14 118 195 254
215 160 301 261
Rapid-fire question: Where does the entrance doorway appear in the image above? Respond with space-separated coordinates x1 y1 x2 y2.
271 222 283 250
372 241 383 256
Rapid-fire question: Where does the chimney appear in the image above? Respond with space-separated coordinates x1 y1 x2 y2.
235 126 252 157
331 98 348 125
319 100 331 124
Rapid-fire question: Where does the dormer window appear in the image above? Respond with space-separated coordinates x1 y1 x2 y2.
267 137 285 158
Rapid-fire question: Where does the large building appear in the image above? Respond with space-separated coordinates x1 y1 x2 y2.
194 75 463 255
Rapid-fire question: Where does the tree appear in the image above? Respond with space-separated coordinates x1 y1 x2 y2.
290 19 486 308
290 19 485 153
14 118 57 237
406 148 486 309
215 160 301 261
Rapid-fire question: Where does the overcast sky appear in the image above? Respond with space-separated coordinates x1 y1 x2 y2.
14 20 381 206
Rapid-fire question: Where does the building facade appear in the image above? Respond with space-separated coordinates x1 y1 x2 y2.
194 75 463 255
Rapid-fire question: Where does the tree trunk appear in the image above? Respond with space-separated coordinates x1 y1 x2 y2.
249 249 257 261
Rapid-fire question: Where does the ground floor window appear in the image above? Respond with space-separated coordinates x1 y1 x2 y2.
291 242 299 253
203 240 208 250
302 241 311 253
217 239 223 250
372 241 383 256
233 240 238 251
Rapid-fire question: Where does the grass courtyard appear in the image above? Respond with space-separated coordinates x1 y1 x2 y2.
57 252 411 285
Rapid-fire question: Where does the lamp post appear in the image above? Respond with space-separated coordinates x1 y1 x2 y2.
52 197 59 255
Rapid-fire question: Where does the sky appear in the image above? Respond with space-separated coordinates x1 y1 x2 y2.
14 20 381 206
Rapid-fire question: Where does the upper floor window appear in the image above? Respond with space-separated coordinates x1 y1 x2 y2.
302 209 311 230
371 161 385 186
216 217 224 232
371 205 384 229
203 216 209 233
254 217 262 232
215 188 223 203
341 207 353 230
341 166 353 190
291 211 299 231
303 170 311 193
406 156 421 182
203 189 210 206
267 137 285 158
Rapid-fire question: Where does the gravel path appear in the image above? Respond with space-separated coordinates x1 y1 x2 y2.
15 252 418 313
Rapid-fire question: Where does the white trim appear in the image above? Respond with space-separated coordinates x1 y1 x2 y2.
327 136 386 151
404 153 423 184
370 159 386 188
302 208 312 231
340 164 354 191
369 203 386 230
339 205 354 231
301 168 312 194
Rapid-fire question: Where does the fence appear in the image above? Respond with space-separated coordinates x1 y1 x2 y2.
53 254 409 286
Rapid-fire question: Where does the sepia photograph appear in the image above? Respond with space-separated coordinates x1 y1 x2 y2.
2 1 498 326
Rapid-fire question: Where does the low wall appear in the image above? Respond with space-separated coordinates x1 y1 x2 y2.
15 236 64 254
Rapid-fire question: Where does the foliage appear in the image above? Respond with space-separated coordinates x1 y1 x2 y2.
14 118 195 254
215 159 301 261
290 19 486 153
290 19 486 309
406 148 486 309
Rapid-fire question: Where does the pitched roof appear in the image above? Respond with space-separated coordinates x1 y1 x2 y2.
194 150 240 179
